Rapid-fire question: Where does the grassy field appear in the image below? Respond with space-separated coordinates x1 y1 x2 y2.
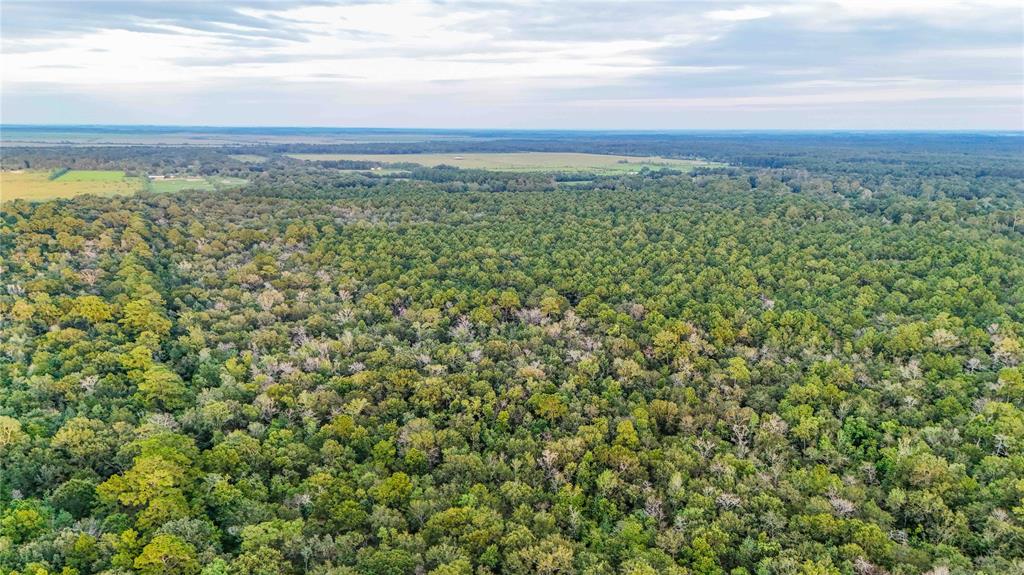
59 170 129 182
210 176 249 188
147 177 215 194
1 171 248 202
1 170 145 202
147 176 248 194
285 152 719 173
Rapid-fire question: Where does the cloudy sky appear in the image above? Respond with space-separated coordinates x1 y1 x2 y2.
2 0 1022 129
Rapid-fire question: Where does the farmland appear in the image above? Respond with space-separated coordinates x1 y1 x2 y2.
146 176 249 194
0 170 145 202
146 177 215 194
285 151 718 173
0 170 248 201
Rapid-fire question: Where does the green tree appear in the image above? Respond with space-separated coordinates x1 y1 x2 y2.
134 534 199 575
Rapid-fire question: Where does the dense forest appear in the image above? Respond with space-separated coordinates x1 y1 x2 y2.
2 133 1024 575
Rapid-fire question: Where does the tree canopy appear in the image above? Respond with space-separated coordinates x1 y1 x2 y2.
1 133 1023 574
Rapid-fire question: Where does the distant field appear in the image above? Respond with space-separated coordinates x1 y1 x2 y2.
147 177 215 194
210 176 249 188
1 171 248 202
285 152 718 173
1 170 145 202
58 170 128 182
147 176 248 194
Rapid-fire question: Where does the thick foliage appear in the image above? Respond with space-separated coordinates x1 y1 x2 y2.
1 140 1023 575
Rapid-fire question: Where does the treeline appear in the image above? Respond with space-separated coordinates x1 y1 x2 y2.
0 147 258 178
264 132 1024 179
47 168 70 181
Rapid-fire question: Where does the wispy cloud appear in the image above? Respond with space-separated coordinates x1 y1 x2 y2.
1 1 1021 128
576 83 1023 109
706 7 773 22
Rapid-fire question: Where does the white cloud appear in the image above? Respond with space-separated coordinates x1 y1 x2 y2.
775 0 1023 29
1 2 697 88
1 0 1021 128
574 82 1023 109
705 6 773 22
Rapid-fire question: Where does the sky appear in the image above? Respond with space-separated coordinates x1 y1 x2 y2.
2 0 1022 130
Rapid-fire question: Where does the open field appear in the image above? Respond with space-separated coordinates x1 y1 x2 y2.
58 170 130 182
285 152 719 173
147 176 249 194
1 171 248 202
210 176 249 188
148 176 249 193
1 170 145 202
147 177 215 194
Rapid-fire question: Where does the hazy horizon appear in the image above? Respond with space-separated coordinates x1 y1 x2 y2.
2 124 1022 134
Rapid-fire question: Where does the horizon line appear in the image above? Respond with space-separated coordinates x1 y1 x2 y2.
2 123 1023 135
